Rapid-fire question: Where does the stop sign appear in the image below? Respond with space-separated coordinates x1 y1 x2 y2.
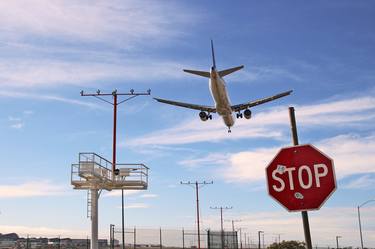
266 144 336 212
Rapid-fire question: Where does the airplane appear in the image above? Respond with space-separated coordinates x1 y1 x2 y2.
154 40 293 133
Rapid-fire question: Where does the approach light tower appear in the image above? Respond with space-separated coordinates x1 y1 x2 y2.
180 181 213 249
71 89 151 249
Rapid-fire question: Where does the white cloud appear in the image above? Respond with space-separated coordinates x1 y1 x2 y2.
0 1 197 88
128 96 375 146
140 194 158 199
0 90 101 108
8 116 21 122
104 189 142 197
0 59 186 88
318 134 375 179
10 122 24 129
0 181 67 198
179 134 375 184
229 66 302 83
342 174 375 189
116 203 150 209
179 153 231 169
0 1 193 44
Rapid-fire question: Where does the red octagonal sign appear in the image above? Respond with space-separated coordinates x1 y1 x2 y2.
266 144 336 212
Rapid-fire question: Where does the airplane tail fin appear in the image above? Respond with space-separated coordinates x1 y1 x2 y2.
211 39 216 69
218 65 244 77
183 69 211 78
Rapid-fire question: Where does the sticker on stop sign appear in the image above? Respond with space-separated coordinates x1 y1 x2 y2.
266 144 336 212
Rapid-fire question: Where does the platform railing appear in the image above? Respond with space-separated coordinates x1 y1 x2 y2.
71 153 149 190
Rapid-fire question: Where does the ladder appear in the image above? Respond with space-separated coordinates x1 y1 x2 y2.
87 189 92 219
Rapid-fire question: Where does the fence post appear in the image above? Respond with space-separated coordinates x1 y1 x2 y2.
182 228 185 249
159 228 162 249
134 227 136 249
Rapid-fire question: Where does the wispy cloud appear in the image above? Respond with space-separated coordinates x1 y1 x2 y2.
127 96 375 146
140 194 158 199
0 181 68 198
10 122 24 129
342 174 375 189
0 1 198 88
179 153 230 169
215 134 375 184
0 1 194 44
116 203 150 209
0 90 101 108
104 190 142 198
229 65 302 83
0 59 187 88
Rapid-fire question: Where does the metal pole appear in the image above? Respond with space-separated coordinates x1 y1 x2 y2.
221 208 224 249
181 181 212 249
159 228 162 249
258 231 261 249
335 236 340 249
91 189 99 249
195 182 201 249
110 225 114 249
262 233 264 249
182 228 185 249
289 107 313 249
134 227 136 249
112 93 118 173
58 236 61 249
358 206 364 249
231 220 234 233
122 190 125 249
239 229 242 249
243 233 247 249
220 208 224 232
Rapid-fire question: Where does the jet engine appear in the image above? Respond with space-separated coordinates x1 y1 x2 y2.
199 111 208 121
244 109 252 119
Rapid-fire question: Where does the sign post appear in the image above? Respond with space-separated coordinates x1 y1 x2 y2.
265 107 336 249
290 106 312 249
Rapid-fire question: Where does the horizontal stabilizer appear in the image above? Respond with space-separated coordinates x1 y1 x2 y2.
218 65 244 77
183 69 211 78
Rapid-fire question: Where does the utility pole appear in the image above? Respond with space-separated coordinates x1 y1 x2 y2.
181 181 213 249
258 231 263 249
289 107 313 249
358 199 375 249
335 236 341 249
81 88 151 249
210 206 233 249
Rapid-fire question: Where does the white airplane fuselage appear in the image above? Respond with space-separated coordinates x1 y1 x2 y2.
209 68 235 128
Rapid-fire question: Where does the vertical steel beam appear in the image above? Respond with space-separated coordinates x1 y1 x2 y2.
91 189 99 249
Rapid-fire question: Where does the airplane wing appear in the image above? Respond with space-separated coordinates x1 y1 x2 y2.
154 97 217 113
231 90 293 112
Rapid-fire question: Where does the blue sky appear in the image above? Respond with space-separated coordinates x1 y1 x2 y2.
0 0 375 247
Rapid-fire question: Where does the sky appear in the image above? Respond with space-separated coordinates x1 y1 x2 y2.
0 0 375 248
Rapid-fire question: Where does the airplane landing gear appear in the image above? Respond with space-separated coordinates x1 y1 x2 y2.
228 127 231 133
